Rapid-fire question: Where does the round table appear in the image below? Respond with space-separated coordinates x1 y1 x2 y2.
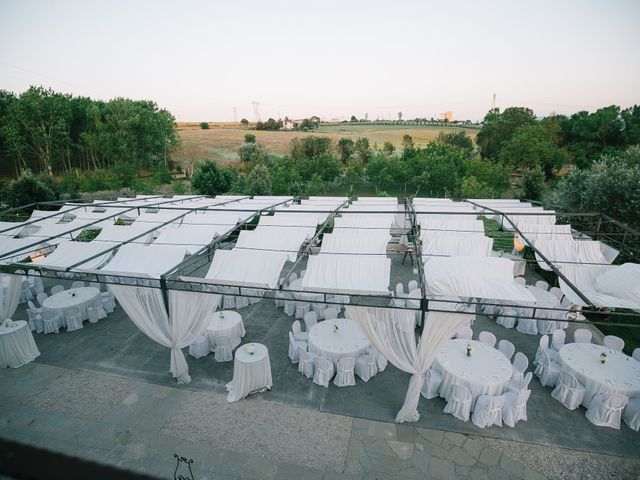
206 311 245 349
433 339 512 410
308 318 370 367
42 287 100 322
516 286 563 335
558 343 640 407
226 343 272 402
0 320 40 368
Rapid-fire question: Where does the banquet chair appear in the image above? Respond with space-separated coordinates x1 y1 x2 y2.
299 269 306 279
334 357 356 387
420 368 442 400
71 281 85 289
506 371 532 394
222 289 236 310
512 352 529 381
514 277 526 285
371 347 388 371
496 307 517 329
395 283 406 298
633 348 640 363
312 357 335 388
36 292 49 307
287 272 298 285
214 335 233 362
390 297 406 308
549 287 563 301
534 280 549 291
31 275 45 295
20 281 34 303
585 393 628 429
560 296 573 309
324 307 339 321
292 320 309 342
295 301 311 319
534 335 558 366
482 301 501 320
502 388 531 427
64 307 84 332
89 282 102 291
297 348 316 379
455 326 473 340
497 339 515 361
534 350 560 387
87 299 107 324
311 301 327 320
41 310 61 335
234 287 250 309
622 398 640 432
283 295 296 317
408 280 418 292
188 335 210 359
550 329 565 352
478 331 496 348
303 311 317 333
573 329 592 344
551 371 586 410
51 285 65 295
472 395 505 428
288 331 306 363
101 291 116 313
355 351 378 382
602 335 625 352
515 314 538 335
246 288 263 305
443 384 472 422
26 301 44 333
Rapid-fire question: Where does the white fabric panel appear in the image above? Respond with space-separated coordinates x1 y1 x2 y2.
422 233 493 257
418 218 485 234
0 237 58 265
38 241 114 270
517 223 572 243
308 196 348 202
333 214 393 230
425 256 536 302
259 213 321 228
535 239 613 271
65 205 135 222
0 274 24 321
203 249 289 288
346 306 470 423
235 227 309 262
134 211 189 224
109 285 220 383
93 223 156 244
320 231 391 255
302 254 391 295
353 197 398 204
599 242 620 264
559 264 640 309
101 244 188 277
28 219 95 240
181 212 244 227
152 225 218 254
0 222 27 237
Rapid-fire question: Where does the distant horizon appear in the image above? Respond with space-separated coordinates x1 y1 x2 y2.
2 0 639 122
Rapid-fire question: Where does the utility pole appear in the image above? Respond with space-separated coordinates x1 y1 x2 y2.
252 101 261 122
233 106 237 123
492 93 496 110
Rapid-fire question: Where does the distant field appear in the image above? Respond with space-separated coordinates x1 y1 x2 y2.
174 123 478 166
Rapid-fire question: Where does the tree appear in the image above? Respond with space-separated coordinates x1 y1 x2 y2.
290 136 332 161
306 173 325 195
269 157 302 195
462 159 510 195
520 168 545 201
460 175 493 199
336 137 355 164
246 164 272 195
238 142 267 163
354 137 372 164
350 115 357 122
476 107 537 159
436 131 473 151
199 122 209 129
382 141 396 156
340 164 364 193
402 134 414 151
6 169 58 207
240 118 249 126
190 160 233 195
398 112 402 121
244 133 256 143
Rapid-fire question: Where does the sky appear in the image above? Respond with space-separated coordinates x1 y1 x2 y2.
1 0 639 122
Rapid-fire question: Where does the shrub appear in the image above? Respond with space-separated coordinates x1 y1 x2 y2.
244 133 256 144
238 142 268 163
7 169 58 207
190 160 233 195
149 166 172 185
520 168 545 201
171 180 187 195
245 165 272 195
200 122 209 129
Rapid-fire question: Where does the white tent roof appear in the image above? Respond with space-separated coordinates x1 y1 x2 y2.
259 213 321 228
517 223 573 244
37 241 115 270
422 233 493 257
27 219 97 241
235 227 309 261
333 214 393 230
320 231 391 255
0 221 27 237
100 244 188 278
181 212 243 230
559 263 640 309
425 256 535 302
534 239 616 271
201 249 289 288
134 211 190 224
301 254 391 296
93 223 156 244
418 218 485 233
0 237 56 265
151 225 219 254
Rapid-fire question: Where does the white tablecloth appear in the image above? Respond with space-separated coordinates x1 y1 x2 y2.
226 343 272 402
288 279 323 302
308 318 370 367
206 311 245 349
558 343 640 407
517 286 563 333
0 320 40 368
434 339 512 410
42 287 100 321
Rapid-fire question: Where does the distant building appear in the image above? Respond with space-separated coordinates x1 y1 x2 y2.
439 111 453 122
282 119 295 130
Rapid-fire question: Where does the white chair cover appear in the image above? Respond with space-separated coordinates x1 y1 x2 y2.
497 339 515 361
506 371 532 394
455 326 473 340
472 395 504 428
36 292 48 307
297 347 316 378
65 306 83 332
303 311 317 333
603 335 625 352
355 351 378 382
573 328 592 344
514 277 526 285
551 371 586 410
478 331 496 348
516 315 538 335
324 307 339 320
512 352 529 380
395 283 406 297
189 335 210 359
312 302 327 319
633 348 640 363
622 398 640 432
408 280 418 291
535 280 549 291
313 356 335 387
502 389 531 427
292 320 309 342
551 329 566 351
288 331 306 363
534 335 549 366
284 298 295 316
42 310 60 335
71 281 85 289
214 335 233 362
334 356 356 387
420 368 442 399
549 287 563 300
295 301 311 319
585 393 628 429
51 285 65 295
534 349 560 387
496 307 517 329
443 384 472 422
101 292 116 313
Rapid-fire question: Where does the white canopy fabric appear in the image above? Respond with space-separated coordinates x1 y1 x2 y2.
353 197 398 204
201 249 289 288
27 219 96 241
235 227 309 262
101 244 188 278
134 211 190 224
559 264 640 309
259 213 321 228
151 225 219 254
0 222 28 237
333 214 393 230
0 274 25 322
181 212 244 228
418 218 485 234
534 239 615 271
425 256 536 302
422 233 494 257
0 237 58 265
320 231 391 255
302 254 391 296
517 223 572 245
93 222 157 244
37 241 115 270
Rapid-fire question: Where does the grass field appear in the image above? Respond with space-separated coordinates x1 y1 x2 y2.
174 123 478 167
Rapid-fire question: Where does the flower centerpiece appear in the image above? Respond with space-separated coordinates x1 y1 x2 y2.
71 291 76 297
219 311 224 319
246 343 255 355
599 352 607 364
466 344 472 357
333 324 339 334
3 319 14 328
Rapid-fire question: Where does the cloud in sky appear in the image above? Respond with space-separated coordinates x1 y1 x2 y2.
1 0 639 121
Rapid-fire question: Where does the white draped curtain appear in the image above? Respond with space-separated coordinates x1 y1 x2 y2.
110 285 221 383
0 274 25 321
346 305 471 423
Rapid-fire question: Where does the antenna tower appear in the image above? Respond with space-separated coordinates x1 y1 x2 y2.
252 101 261 122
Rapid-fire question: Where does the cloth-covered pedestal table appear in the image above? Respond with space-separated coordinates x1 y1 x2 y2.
558 343 640 408
0 320 40 368
206 311 245 349
42 287 101 322
226 343 272 402
433 339 512 410
516 286 563 334
308 318 370 367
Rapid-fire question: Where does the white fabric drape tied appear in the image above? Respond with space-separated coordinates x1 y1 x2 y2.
346 305 471 423
0 274 25 322
110 285 221 384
